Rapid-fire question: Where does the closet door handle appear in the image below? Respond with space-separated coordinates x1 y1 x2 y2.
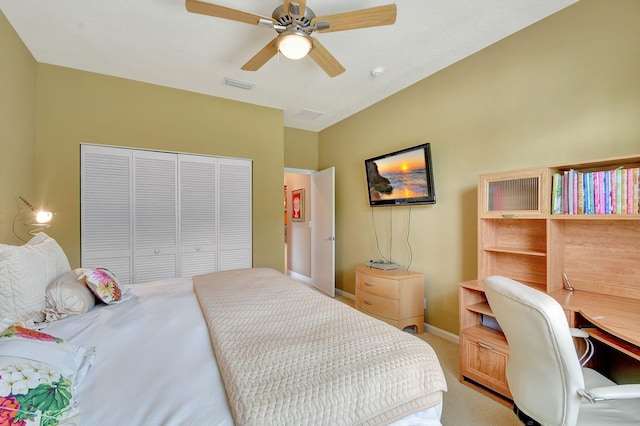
478 342 494 351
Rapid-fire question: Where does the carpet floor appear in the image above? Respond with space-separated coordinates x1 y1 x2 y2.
334 293 520 425
416 331 520 425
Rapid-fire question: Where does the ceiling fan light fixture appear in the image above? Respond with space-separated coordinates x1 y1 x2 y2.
277 30 312 60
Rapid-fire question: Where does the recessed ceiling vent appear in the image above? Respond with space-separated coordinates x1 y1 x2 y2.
294 108 323 120
223 78 255 90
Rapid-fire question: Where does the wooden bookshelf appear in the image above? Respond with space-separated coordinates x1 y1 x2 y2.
460 154 640 403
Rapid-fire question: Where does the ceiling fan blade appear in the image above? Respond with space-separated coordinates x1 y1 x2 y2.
308 37 345 78
186 0 274 26
312 4 396 33
241 38 279 71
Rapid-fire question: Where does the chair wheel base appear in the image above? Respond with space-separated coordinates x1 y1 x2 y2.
514 405 541 426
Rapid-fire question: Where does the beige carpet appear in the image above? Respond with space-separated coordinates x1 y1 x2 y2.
333 293 520 425
416 331 520 426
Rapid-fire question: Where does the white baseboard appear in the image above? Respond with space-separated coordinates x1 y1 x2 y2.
424 323 459 344
287 270 312 284
335 288 355 300
305 286 459 344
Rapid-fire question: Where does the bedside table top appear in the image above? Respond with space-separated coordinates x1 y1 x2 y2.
356 265 423 279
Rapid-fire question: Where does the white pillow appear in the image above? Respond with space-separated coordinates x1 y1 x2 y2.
0 234 71 323
26 233 71 284
43 269 96 322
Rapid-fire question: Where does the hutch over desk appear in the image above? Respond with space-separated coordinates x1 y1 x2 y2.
460 154 640 404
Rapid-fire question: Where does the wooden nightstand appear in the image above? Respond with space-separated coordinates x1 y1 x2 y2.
355 265 425 333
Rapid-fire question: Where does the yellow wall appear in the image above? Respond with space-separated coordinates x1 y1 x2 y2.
284 127 318 170
0 12 37 245
319 0 640 335
3 0 640 337
34 64 285 271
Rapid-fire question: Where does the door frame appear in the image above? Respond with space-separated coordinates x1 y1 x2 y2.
284 167 335 296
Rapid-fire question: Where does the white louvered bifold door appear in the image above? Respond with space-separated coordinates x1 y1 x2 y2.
218 157 252 271
133 150 178 283
178 154 217 277
82 145 252 283
80 145 133 285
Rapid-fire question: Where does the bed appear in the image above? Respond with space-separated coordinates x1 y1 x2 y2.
0 234 447 425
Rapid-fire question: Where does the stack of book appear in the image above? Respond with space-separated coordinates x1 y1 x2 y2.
552 167 640 215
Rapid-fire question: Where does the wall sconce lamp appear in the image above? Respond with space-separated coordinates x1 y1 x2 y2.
12 196 55 241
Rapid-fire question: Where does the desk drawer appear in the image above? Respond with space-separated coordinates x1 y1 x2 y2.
356 274 399 299
460 332 511 398
356 291 398 319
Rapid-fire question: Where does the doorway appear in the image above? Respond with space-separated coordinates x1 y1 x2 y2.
284 167 335 296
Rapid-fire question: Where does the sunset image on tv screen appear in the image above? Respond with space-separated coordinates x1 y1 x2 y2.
368 148 429 200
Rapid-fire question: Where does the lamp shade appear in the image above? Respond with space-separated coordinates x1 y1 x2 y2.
277 31 312 60
13 196 55 241
35 211 53 224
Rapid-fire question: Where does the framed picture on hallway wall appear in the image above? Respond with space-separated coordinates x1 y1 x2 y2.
292 189 304 222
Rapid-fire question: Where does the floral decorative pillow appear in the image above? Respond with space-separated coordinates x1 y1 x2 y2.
78 268 129 305
0 322 95 426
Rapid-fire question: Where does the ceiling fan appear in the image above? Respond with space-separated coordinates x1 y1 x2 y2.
185 0 397 77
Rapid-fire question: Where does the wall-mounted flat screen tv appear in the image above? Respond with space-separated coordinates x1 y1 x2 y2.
365 143 436 206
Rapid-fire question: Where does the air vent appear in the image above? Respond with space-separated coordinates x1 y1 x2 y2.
294 109 323 120
223 78 255 90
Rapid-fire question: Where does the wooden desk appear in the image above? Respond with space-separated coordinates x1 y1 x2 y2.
459 280 640 404
549 289 640 361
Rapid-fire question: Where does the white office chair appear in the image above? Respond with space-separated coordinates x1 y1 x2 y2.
483 275 640 426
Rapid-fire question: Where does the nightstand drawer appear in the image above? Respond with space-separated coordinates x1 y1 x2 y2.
356 274 399 299
355 266 424 333
356 291 398 319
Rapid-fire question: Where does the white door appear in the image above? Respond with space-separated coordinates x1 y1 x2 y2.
217 157 253 271
80 145 133 285
133 150 178 283
311 167 335 296
178 154 218 277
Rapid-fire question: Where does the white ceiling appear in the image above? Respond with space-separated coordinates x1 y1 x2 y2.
0 0 578 132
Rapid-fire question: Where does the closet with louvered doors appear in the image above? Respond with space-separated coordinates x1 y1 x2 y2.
80 144 252 285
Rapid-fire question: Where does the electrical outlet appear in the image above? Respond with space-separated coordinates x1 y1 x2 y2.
423 298 427 309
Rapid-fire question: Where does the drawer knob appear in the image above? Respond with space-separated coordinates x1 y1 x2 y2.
364 301 373 306
365 283 374 287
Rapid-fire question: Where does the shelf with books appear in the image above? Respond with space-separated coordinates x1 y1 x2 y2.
550 156 640 217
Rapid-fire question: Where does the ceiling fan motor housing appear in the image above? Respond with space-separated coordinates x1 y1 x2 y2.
272 5 314 33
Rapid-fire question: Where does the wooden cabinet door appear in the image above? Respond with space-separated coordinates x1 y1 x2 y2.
479 168 549 218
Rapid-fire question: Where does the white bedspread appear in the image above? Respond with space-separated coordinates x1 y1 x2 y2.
40 277 234 426
194 268 447 426
38 274 445 425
